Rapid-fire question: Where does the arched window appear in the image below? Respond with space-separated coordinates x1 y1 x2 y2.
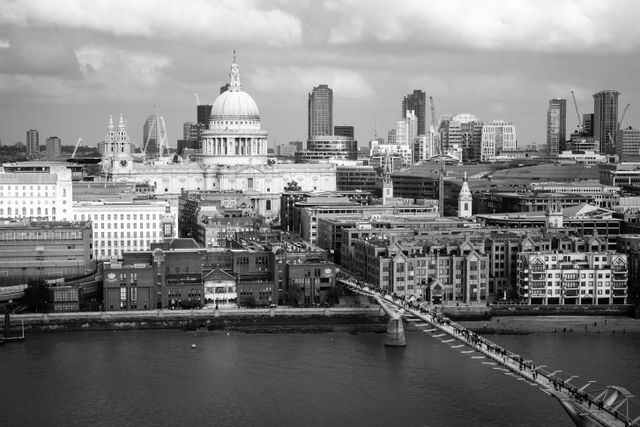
37 207 41 216
30 208 34 216
464 203 469 211
22 207 26 216
52 207 56 216
266 200 272 211
7 207 11 216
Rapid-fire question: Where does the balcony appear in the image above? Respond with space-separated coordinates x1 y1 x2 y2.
613 289 627 297
563 290 579 297
612 280 628 289
563 282 579 289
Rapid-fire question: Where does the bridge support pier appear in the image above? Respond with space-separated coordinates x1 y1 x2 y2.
385 317 406 347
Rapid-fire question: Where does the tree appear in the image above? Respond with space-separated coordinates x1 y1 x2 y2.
326 287 344 306
284 180 302 192
22 279 50 313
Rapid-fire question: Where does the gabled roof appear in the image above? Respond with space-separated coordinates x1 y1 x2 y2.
203 268 236 281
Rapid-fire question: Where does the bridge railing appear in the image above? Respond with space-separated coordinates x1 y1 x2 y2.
337 272 640 426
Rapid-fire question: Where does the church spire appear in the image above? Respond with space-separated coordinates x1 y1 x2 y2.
229 49 242 92
118 113 126 129
108 115 114 130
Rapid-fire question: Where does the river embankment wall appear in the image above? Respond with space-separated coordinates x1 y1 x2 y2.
1 307 388 334
441 304 634 320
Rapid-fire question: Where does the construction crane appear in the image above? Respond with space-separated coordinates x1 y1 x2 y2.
430 96 445 218
570 91 582 132
71 138 82 158
619 103 630 129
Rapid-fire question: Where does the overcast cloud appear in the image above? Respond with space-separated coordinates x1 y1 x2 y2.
0 0 638 148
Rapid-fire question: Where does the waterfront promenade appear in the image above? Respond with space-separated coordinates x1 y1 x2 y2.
340 277 640 427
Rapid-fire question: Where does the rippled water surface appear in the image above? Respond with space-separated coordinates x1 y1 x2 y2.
2 329 639 427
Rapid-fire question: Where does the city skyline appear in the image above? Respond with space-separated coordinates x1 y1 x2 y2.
1 0 640 149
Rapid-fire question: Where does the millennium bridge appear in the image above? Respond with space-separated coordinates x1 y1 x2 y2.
337 275 640 427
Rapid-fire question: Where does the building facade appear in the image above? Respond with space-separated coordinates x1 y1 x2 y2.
26 129 39 157
308 84 333 139
0 162 73 221
593 90 620 154
402 90 426 135
547 98 566 157
517 251 628 305
480 121 517 162
73 200 175 260
46 136 62 160
0 219 93 286
616 126 640 157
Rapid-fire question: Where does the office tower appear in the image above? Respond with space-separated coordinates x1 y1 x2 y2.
334 125 354 138
393 111 417 166
593 90 620 154
616 127 640 157
308 84 333 139
582 113 594 137
46 136 61 160
197 104 213 127
402 90 426 135
546 98 567 157
183 122 199 142
143 113 168 159
26 129 39 157
480 120 517 162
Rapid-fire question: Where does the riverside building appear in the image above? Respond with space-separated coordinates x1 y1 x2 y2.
0 162 73 221
73 200 175 261
517 251 628 305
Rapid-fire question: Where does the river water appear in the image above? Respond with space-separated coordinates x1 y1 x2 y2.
1 329 639 427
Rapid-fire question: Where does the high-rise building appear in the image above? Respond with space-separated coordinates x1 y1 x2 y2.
197 104 213 126
46 136 62 160
402 90 426 135
582 113 594 137
480 121 517 162
143 113 168 159
183 122 199 142
546 98 566 157
334 125 354 138
616 126 640 157
395 111 418 166
593 90 620 154
26 129 39 157
308 84 333 139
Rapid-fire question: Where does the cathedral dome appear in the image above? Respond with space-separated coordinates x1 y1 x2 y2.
210 55 260 122
211 89 260 121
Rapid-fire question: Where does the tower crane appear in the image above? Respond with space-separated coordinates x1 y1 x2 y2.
619 103 630 129
71 138 82 158
430 96 445 218
570 91 582 133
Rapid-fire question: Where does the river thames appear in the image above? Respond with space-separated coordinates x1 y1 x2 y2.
1 329 639 427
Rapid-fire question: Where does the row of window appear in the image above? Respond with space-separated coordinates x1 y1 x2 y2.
95 231 158 238
0 207 58 216
76 213 159 221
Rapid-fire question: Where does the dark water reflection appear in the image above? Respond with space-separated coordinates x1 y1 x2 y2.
2 330 638 427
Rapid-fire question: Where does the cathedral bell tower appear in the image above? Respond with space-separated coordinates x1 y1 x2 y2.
458 171 472 218
101 114 132 174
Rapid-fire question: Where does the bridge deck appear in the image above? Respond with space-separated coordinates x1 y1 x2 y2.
339 277 636 427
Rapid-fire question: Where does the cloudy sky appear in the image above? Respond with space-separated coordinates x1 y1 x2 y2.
1 0 639 150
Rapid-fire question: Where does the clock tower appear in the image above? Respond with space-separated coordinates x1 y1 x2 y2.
101 114 132 174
